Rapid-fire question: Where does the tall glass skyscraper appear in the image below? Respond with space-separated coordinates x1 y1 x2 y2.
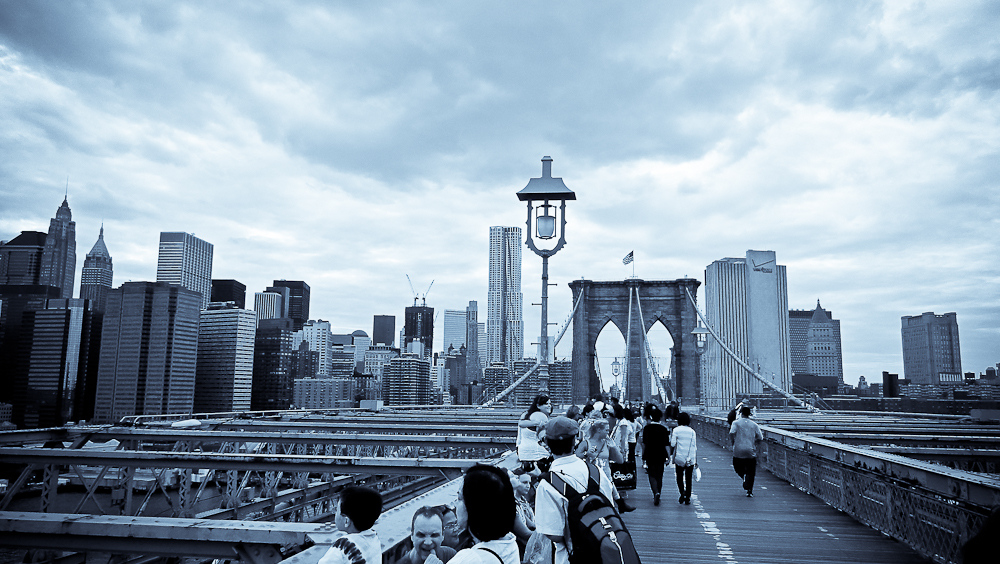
703 250 792 409
94 282 201 423
487 226 523 369
39 197 76 299
80 226 113 313
902 312 962 384
156 232 214 309
195 302 256 413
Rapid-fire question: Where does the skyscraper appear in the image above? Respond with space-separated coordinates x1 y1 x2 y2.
195 302 256 413
270 280 310 331
0 284 61 425
251 318 295 410
39 197 76 299
156 232 213 309
703 250 792 409
94 282 201 423
17 298 95 428
487 226 523 369
383 353 432 405
789 301 844 387
210 279 246 309
443 309 466 353
465 301 483 383
902 312 962 384
404 304 434 360
80 226 113 314
373 315 395 346
255 288 288 321
0 231 47 285
294 320 333 377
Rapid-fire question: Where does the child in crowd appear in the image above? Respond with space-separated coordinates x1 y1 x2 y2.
319 485 384 564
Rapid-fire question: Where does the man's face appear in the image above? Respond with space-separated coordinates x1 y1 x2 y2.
441 511 460 547
411 514 444 560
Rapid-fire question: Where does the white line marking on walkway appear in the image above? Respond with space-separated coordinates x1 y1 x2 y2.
692 494 738 563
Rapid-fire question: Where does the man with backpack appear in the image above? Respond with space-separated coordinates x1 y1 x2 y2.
535 416 642 564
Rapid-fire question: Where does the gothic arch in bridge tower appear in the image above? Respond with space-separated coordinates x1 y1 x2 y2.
569 278 701 404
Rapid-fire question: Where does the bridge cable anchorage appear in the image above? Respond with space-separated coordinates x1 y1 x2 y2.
632 287 669 403
480 287 586 407
682 287 818 412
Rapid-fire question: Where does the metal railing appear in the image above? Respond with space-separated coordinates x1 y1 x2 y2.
692 414 1000 564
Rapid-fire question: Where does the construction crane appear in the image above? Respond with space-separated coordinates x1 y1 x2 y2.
406 275 435 306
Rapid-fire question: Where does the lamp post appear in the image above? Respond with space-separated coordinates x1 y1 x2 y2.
517 156 576 394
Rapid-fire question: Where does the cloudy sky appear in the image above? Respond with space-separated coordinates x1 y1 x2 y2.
2 1 997 389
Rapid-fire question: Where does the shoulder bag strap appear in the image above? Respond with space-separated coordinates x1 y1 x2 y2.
477 547 503 563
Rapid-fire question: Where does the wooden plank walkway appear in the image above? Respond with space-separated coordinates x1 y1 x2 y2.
622 439 929 563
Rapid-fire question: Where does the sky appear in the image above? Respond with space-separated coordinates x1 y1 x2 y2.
1 1 997 389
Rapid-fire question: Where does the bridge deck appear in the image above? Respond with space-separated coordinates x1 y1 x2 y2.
625 439 928 564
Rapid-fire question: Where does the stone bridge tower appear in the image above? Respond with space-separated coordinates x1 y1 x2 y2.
569 278 701 405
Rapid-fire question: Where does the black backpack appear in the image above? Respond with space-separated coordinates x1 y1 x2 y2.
548 462 642 564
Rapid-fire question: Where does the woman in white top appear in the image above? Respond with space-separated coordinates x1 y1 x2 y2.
669 411 698 505
450 464 520 564
517 393 552 472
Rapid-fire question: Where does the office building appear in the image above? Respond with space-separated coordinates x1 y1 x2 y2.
94 282 201 423
483 362 511 399
211 279 246 309
38 197 77 299
195 302 256 413
254 289 287 321
17 299 95 428
156 232 213 309
383 353 432 405
293 377 353 409
373 315 395 346
270 280 310 331
251 318 296 410
789 301 844 387
404 304 434 360
364 345 400 382
291 341 320 380
0 285 62 425
0 231 47 286
79 226 113 314
294 320 333 377
902 312 962 384
703 250 792 409
352 330 371 371
487 226 523 369
466 301 483 383
512 359 572 407
443 309 466 352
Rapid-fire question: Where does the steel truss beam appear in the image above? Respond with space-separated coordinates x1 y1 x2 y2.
0 448 483 475
0 512 320 563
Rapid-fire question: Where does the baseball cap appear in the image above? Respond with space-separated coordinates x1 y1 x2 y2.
545 416 579 440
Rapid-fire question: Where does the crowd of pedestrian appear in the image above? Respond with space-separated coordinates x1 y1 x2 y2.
335 394 768 564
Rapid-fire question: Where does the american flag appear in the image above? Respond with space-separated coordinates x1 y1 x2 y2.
623 251 634 265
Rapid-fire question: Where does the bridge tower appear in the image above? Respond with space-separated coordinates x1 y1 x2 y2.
569 278 701 404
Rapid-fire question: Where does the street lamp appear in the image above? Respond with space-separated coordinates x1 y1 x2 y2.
518 156 576 394
691 324 710 354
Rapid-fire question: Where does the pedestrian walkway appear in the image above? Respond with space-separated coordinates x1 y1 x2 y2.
622 439 928 563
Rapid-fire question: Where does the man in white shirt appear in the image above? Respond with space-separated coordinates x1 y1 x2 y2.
535 416 616 564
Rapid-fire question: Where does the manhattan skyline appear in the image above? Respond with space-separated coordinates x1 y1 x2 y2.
1 2 997 386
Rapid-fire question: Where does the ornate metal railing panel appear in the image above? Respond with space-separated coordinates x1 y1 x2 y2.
693 415 1000 564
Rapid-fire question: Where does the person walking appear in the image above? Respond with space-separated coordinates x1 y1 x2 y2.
517 393 552 473
669 412 698 505
575 417 635 513
640 406 669 505
730 405 764 497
